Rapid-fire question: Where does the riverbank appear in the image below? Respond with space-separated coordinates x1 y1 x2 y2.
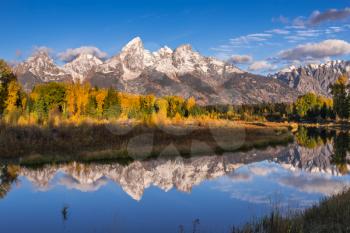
233 188 350 233
0 119 293 164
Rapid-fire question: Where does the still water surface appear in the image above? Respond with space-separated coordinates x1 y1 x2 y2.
0 128 349 233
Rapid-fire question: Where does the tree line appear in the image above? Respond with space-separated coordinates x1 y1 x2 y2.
0 60 206 125
1 59 349 125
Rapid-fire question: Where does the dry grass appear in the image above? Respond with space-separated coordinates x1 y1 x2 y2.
0 120 293 162
233 188 350 233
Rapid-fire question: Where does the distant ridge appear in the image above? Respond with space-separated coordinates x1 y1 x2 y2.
270 60 350 97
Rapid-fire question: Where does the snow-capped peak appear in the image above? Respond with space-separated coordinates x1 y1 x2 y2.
121 36 144 52
154 46 173 57
63 53 103 82
118 37 155 80
271 60 350 97
172 44 208 73
14 50 68 82
24 50 56 71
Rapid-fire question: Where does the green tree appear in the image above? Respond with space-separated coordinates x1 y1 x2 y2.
103 88 121 118
86 95 98 117
31 82 66 118
295 93 318 117
332 132 350 174
0 60 17 114
140 94 155 116
165 96 185 118
331 75 348 120
294 93 333 121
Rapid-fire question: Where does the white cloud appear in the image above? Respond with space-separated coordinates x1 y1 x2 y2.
267 29 290 35
278 175 350 196
230 33 272 46
248 60 275 71
59 175 108 192
293 16 308 27
284 35 307 43
211 44 235 52
248 165 276 176
286 25 306 30
58 46 108 62
278 39 350 60
228 172 252 182
325 26 346 34
33 46 53 55
296 29 320 37
290 8 350 27
215 161 350 208
229 54 253 64
272 15 290 24
309 8 350 25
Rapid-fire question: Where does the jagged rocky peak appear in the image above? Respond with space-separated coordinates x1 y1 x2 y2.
174 44 193 53
64 53 103 82
14 49 70 84
115 37 153 79
271 60 350 97
173 44 203 72
16 49 55 75
27 49 52 63
121 36 144 52
120 37 154 65
155 46 173 57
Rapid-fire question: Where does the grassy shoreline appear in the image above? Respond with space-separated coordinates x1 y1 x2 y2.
0 119 293 164
233 188 350 233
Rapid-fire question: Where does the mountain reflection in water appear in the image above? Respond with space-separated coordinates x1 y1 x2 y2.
0 127 350 233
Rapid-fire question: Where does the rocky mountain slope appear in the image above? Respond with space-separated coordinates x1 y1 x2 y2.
13 50 72 91
270 60 350 97
13 37 298 105
63 53 103 82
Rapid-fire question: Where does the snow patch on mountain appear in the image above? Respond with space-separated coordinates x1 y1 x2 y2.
270 60 350 96
64 53 103 82
14 50 68 82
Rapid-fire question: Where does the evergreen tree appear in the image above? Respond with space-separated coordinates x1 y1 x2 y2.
86 95 98 117
331 75 348 120
103 88 121 118
0 60 17 114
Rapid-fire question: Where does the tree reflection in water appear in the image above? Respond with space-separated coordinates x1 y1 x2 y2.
296 127 350 175
332 131 350 175
0 165 19 199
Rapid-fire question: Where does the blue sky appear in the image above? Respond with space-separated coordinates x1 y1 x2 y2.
2 0 350 73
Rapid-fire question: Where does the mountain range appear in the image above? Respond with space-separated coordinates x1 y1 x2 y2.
13 37 350 105
270 60 350 97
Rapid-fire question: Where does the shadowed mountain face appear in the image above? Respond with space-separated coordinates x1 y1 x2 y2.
270 60 350 97
13 37 299 105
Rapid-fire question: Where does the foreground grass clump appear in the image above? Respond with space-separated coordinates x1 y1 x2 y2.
233 188 350 233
